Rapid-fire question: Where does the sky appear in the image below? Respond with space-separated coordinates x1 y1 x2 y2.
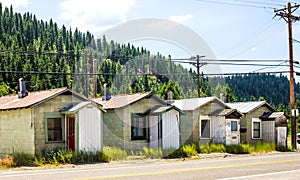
2 0 300 82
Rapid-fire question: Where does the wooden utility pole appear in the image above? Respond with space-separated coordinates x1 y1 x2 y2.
92 59 97 98
274 2 300 149
197 55 201 98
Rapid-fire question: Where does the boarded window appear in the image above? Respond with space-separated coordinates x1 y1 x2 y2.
47 118 63 142
231 121 238 132
201 119 210 138
252 118 261 139
131 115 147 140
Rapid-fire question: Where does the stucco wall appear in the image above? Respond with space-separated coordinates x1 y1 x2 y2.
33 95 82 153
0 108 34 155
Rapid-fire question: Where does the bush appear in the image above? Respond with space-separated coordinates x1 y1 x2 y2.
12 153 35 167
165 144 198 158
0 155 15 169
102 146 127 162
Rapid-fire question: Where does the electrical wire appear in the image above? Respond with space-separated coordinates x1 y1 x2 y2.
232 0 284 6
196 0 275 9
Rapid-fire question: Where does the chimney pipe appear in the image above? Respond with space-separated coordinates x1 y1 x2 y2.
18 78 28 99
102 83 111 101
167 90 173 103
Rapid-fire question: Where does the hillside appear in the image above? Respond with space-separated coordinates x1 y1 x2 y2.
0 3 299 108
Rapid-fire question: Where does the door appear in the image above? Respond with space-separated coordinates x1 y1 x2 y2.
67 117 75 151
149 116 159 148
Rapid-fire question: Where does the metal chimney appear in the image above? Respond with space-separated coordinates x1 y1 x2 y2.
18 78 28 99
102 83 111 101
167 90 173 103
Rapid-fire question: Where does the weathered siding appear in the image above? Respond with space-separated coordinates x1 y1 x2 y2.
262 121 275 143
33 95 81 153
78 105 102 151
0 109 34 155
162 109 180 149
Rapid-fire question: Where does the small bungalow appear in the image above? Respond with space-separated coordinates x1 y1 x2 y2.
93 92 184 151
226 101 284 145
172 97 243 146
0 80 104 155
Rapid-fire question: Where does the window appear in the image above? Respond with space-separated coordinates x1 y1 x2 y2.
45 112 64 142
131 115 147 140
201 119 210 138
252 118 261 139
231 121 238 132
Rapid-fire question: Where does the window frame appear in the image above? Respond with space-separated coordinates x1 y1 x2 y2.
231 120 238 132
252 118 262 139
200 117 211 139
131 114 148 140
44 112 64 143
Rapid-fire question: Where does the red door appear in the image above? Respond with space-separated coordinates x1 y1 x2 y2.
67 117 75 151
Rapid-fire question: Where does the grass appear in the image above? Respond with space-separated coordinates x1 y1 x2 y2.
0 142 279 169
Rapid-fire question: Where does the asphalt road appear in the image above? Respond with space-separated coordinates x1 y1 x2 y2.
1 152 300 180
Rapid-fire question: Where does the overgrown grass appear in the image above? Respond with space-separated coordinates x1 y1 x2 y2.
199 144 226 154
0 142 279 169
101 146 127 162
140 147 163 159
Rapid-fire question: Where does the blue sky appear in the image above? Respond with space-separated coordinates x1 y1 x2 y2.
3 0 300 81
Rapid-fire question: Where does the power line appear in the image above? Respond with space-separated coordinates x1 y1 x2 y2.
0 70 292 77
232 0 284 6
196 0 275 9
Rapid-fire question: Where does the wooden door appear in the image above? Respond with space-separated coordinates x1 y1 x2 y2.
67 117 75 151
149 116 159 149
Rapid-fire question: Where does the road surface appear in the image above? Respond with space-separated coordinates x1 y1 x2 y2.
1 152 300 179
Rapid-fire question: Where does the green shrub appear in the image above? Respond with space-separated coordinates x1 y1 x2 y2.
12 153 35 167
102 146 127 162
165 144 198 158
182 144 198 157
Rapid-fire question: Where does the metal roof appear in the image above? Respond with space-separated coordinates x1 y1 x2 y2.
0 87 88 110
150 105 185 115
61 101 93 113
261 112 285 119
226 101 276 114
210 109 243 117
92 92 166 109
172 97 227 111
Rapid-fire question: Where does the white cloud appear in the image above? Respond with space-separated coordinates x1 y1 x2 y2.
169 13 193 23
1 0 29 8
59 0 135 34
250 47 256 51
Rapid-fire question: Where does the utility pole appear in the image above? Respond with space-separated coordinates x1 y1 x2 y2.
171 55 205 98
92 59 97 98
274 2 300 149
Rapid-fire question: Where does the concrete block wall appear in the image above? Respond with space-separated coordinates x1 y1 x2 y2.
0 109 35 155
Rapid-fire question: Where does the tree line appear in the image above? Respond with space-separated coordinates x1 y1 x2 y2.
0 3 299 113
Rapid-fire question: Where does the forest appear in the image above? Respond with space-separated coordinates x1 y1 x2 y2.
0 3 299 112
